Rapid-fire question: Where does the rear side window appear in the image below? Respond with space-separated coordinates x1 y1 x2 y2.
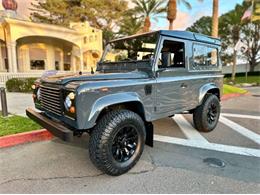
192 44 219 71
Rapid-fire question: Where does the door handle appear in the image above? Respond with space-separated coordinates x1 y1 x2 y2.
180 83 187 89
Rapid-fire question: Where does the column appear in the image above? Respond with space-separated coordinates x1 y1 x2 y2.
6 42 13 72
46 45 55 70
60 51 64 71
0 44 3 71
71 46 79 72
11 42 17 73
79 48 84 71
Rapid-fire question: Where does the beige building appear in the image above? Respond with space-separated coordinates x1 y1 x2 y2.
0 0 103 85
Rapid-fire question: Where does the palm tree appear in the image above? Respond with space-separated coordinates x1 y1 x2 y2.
167 0 202 30
219 4 244 81
119 15 143 36
212 0 219 37
133 0 166 32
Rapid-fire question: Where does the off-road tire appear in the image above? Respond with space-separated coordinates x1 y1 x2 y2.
89 109 146 176
193 94 220 132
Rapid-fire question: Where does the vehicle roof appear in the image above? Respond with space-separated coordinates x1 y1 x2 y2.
159 30 221 46
111 30 221 46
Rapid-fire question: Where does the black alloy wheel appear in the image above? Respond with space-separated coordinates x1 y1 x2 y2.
112 125 138 163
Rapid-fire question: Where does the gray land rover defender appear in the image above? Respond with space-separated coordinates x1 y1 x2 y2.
26 30 223 176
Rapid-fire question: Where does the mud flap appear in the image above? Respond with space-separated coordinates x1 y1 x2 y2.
145 122 153 147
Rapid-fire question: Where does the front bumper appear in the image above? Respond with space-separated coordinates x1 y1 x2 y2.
26 108 73 141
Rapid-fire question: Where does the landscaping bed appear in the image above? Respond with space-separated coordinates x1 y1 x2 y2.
0 114 42 137
224 73 260 86
223 84 248 95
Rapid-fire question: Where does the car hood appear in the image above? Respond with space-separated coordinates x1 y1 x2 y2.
41 71 149 85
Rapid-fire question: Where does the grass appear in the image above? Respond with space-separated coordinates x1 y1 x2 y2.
224 75 260 84
0 115 42 137
223 84 248 95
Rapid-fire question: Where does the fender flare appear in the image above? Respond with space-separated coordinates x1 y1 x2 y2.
87 92 145 126
198 83 219 104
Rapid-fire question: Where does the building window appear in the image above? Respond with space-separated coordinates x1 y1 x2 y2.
55 61 60 70
89 35 93 42
29 47 46 70
55 50 62 70
158 40 185 69
64 63 71 71
84 36 88 44
30 60 45 70
193 44 218 70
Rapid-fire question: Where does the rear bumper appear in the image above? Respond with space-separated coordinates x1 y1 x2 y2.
26 108 73 142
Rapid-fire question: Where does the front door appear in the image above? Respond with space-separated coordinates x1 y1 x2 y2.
155 37 190 117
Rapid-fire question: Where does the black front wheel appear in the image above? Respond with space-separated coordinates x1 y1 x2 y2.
193 94 220 132
89 109 146 176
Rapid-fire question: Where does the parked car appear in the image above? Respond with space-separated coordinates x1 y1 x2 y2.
27 30 223 176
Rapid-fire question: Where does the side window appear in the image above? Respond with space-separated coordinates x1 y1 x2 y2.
158 40 185 69
193 44 218 70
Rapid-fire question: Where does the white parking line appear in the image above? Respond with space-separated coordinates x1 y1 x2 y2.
219 116 260 145
154 134 260 158
173 115 209 143
221 113 260 120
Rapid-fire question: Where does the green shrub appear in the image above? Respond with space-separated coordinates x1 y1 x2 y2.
6 78 37 93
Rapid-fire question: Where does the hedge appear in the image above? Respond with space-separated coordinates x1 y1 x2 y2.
224 71 260 78
6 78 37 93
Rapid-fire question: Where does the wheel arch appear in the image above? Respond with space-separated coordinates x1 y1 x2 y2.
86 92 147 128
199 83 220 105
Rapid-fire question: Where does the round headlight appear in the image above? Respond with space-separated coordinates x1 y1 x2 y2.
64 95 72 111
37 88 41 100
68 92 75 100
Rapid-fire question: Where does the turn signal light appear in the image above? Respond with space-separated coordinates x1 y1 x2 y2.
69 106 75 113
100 87 109 92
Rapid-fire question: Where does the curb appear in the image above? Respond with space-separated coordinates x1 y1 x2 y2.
221 92 249 101
0 129 53 148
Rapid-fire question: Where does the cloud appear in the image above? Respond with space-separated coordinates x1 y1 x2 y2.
152 11 192 31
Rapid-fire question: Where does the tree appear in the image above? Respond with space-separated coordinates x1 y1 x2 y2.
132 0 166 32
167 0 203 30
211 0 219 37
186 1 260 75
219 3 245 81
30 0 128 43
186 16 211 35
118 13 143 36
241 22 260 72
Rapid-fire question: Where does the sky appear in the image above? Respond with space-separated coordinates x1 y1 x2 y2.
13 0 244 30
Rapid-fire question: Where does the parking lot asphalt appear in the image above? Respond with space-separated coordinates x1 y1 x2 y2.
0 87 260 193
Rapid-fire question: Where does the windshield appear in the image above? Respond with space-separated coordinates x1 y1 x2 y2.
101 32 158 63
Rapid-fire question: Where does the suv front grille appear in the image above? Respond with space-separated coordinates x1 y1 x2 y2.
40 85 62 116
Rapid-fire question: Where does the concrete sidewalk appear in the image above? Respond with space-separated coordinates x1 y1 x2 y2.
5 92 34 117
